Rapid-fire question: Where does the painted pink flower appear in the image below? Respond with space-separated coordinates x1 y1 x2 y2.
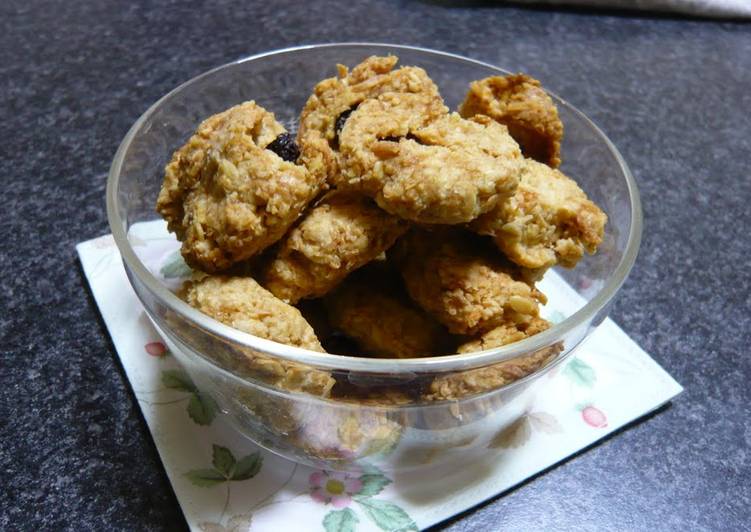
145 341 167 357
581 405 608 428
309 470 363 508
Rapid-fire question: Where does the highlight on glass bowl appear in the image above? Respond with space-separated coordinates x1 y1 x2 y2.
107 43 641 472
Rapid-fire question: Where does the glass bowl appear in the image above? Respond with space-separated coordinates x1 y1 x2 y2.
107 43 641 473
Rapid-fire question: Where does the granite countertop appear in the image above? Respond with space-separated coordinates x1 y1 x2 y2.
2 0 749 530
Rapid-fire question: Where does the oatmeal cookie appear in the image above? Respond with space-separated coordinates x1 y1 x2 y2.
157 101 323 273
296 405 402 462
298 55 446 184
456 316 552 353
426 318 561 400
325 275 451 359
459 74 564 168
261 191 408 304
338 95 523 224
393 229 546 335
470 158 607 270
425 345 560 401
181 275 334 396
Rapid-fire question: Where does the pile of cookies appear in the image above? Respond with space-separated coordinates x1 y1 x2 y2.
156 55 606 403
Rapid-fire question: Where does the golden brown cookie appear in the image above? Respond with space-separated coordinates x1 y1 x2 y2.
298 55 446 184
423 317 560 400
424 344 560 401
339 94 523 224
470 158 607 270
157 101 323 273
261 191 408 304
393 229 546 336
325 274 451 359
181 275 335 397
456 316 552 353
459 74 564 168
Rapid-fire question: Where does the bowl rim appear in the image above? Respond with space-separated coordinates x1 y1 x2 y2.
107 42 643 374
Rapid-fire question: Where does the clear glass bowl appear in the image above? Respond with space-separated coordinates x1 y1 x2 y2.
107 43 641 472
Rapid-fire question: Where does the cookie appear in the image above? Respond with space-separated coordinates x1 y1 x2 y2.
298 55 446 185
459 74 564 168
261 191 408 303
157 101 323 273
339 94 522 223
470 158 607 270
393 229 546 335
456 316 552 353
181 275 336 396
325 274 451 359
424 344 561 401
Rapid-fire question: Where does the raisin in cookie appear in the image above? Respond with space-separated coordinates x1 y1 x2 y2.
298 55 446 185
157 101 323 273
470 158 607 270
459 74 564 168
338 94 522 224
261 191 408 303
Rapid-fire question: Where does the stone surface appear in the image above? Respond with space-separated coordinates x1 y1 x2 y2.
1 0 749 530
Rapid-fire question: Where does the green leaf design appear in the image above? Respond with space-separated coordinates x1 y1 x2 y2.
355 497 418 532
563 358 597 388
161 369 197 393
359 464 384 476
357 473 391 497
323 508 359 532
231 451 263 481
160 250 192 279
185 468 226 488
187 392 218 425
211 445 236 477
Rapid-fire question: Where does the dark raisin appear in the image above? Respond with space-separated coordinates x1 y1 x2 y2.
376 134 421 143
266 133 299 162
335 107 357 135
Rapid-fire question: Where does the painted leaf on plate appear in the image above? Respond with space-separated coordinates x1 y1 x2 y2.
212 445 236 477
188 393 218 426
231 452 263 481
355 497 418 532
488 415 532 449
160 250 192 279
186 468 227 488
162 369 197 393
323 508 359 532
563 358 597 388
528 412 563 434
357 473 391 497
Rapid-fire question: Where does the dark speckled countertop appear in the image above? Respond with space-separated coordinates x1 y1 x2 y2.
2 1 749 530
